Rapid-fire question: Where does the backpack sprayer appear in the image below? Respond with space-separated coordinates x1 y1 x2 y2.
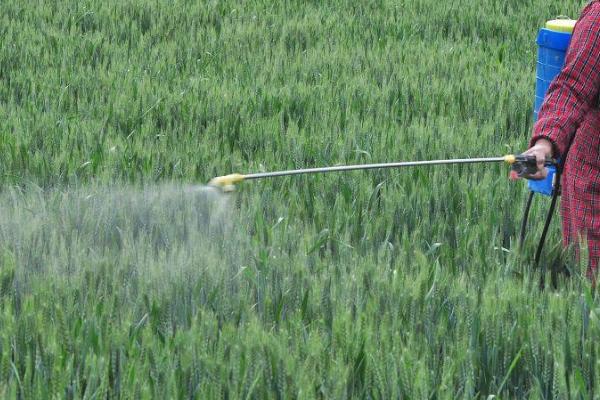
209 18 576 268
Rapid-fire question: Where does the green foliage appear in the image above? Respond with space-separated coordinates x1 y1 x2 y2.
0 0 597 398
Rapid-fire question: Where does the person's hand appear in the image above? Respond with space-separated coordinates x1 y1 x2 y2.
520 139 553 180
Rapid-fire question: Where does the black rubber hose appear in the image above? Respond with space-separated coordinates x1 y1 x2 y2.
520 191 535 247
535 167 562 268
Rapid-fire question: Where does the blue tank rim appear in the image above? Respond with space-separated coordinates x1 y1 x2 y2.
536 28 573 51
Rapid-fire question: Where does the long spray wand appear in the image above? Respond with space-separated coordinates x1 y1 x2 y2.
209 154 551 190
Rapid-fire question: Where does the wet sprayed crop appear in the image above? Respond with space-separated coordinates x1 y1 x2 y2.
0 0 597 398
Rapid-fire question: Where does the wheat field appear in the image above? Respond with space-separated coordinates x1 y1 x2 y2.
0 0 597 398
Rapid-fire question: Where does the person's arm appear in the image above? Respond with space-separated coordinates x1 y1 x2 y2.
525 3 600 177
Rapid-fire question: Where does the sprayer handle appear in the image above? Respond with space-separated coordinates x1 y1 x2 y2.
510 155 557 178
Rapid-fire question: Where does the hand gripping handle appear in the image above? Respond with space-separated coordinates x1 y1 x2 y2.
510 155 557 178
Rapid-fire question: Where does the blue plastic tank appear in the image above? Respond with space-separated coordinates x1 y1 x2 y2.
529 19 576 196
534 25 575 120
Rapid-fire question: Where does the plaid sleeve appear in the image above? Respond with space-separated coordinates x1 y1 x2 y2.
530 2 600 158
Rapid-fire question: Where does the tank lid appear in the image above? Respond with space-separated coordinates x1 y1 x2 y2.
546 19 577 33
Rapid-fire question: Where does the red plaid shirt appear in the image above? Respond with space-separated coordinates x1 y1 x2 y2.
530 1 600 275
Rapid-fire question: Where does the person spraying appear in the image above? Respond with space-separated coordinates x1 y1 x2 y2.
524 2 600 278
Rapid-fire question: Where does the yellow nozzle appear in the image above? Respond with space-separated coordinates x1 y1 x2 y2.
209 173 246 189
504 155 516 164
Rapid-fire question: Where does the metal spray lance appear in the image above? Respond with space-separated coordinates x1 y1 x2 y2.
208 154 554 191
